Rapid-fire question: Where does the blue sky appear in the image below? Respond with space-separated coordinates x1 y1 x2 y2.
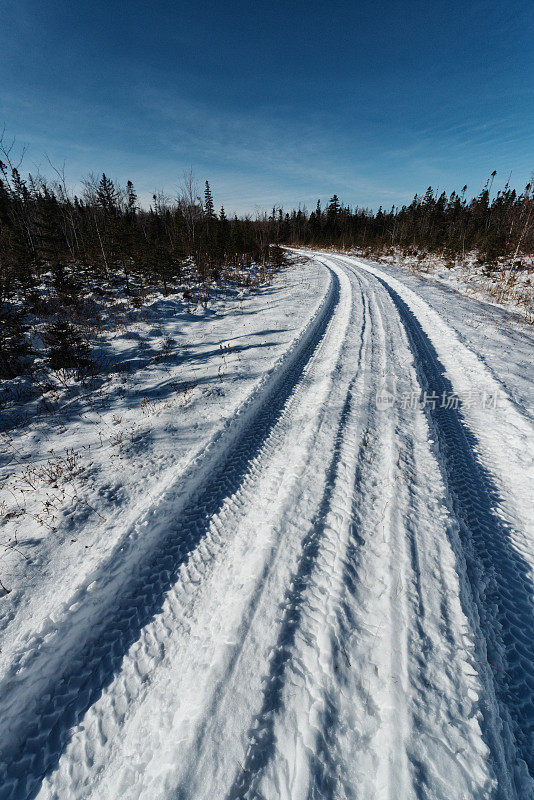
1 0 533 214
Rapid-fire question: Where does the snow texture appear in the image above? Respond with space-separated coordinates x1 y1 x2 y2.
0 252 533 799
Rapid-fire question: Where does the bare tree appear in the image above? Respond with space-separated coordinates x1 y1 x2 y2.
177 168 202 253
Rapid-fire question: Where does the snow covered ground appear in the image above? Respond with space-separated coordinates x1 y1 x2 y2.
346 249 534 324
1 251 533 799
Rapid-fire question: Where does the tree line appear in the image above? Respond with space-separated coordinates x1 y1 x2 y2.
1 133 532 385
0 138 285 381
267 174 533 265
0 168 273 305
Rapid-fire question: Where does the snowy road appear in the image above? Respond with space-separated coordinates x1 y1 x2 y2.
1 253 534 799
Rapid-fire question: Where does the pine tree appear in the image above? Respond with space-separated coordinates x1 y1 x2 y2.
97 173 118 215
202 181 217 272
270 244 286 268
44 318 89 375
118 181 139 293
36 189 68 289
204 181 216 220
218 206 229 259
0 301 30 377
327 195 340 216
126 180 137 214
95 173 120 275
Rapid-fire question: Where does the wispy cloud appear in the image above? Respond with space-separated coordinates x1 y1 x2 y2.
2 55 532 215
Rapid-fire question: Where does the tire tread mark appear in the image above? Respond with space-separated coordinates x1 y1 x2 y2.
377 277 534 797
0 269 340 800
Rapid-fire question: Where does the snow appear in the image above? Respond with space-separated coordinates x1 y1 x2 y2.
1 251 533 800
360 249 534 324
0 261 328 740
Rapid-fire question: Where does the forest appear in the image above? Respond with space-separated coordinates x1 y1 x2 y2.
0 132 532 386
270 174 534 264
0 141 285 383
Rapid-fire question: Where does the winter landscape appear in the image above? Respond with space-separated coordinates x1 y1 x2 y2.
1 1 533 799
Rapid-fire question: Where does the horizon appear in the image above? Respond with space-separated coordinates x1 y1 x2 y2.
1 0 533 216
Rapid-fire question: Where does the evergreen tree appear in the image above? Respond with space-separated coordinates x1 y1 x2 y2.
327 195 340 216
118 181 139 293
97 173 119 215
270 244 286 268
44 319 90 375
0 301 30 377
126 180 137 214
36 189 68 289
218 206 229 258
204 181 216 220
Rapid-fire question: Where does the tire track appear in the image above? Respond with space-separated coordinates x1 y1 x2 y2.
309 259 497 799
151 261 358 800
223 259 494 800
224 280 370 800
375 276 534 797
0 269 341 800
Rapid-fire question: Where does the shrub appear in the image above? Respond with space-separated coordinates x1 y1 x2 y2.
43 319 90 375
0 303 30 378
